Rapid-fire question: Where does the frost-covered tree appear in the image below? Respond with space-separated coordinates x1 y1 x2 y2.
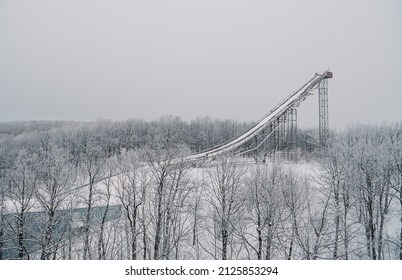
145 144 194 260
112 149 147 260
34 143 75 259
77 128 107 260
243 161 283 259
278 168 310 259
204 156 246 260
0 155 7 260
317 139 355 259
347 127 394 259
383 122 402 259
8 150 38 259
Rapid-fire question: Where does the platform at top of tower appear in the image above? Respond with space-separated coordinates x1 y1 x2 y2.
323 71 333 79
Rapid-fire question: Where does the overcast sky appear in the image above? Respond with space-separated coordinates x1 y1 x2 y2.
0 0 401 129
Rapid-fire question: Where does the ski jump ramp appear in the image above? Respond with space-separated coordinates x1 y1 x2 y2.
182 70 333 162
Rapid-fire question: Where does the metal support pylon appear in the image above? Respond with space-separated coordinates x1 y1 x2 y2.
318 78 329 147
287 108 297 161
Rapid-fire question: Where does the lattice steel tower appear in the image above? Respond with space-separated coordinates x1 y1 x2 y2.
287 108 297 160
318 71 332 146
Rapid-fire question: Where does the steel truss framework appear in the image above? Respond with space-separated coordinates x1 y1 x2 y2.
318 78 329 147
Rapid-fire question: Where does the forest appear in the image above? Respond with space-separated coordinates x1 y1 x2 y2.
0 117 401 260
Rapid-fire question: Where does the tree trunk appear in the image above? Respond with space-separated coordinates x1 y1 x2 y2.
17 211 26 259
162 208 171 260
287 228 294 260
265 222 273 260
41 210 55 260
142 203 147 260
221 182 227 260
400 179 402 260
0 196 4 260
221 227 228 260
377 187 387 260
84 182 94 260
153 180 164 260
256 213 262 260
368 200 377 260
98 204 109 260
343 206 349 260
333 189 340 259
131 207 137 260
343 185 350 260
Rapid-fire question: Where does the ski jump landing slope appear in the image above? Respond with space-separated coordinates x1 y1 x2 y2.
182 71 333 162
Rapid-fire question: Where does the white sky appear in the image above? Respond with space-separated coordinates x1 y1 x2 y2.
1 0 401 129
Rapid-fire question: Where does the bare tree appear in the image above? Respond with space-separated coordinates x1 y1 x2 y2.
80 136 106 260
317 139 354 259
279 168 312 259
243 161 283 259
350 128 393 259
8 150 38 259
0 161 7 260
384 122 402 259
113 149 147 260
144 143 191 260
160 162 195 260
34 144 75 259
96 157 116 260
205 156 246 260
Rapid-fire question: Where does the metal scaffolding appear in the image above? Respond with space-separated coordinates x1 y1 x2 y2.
318 78 329 147
286 108 297 161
